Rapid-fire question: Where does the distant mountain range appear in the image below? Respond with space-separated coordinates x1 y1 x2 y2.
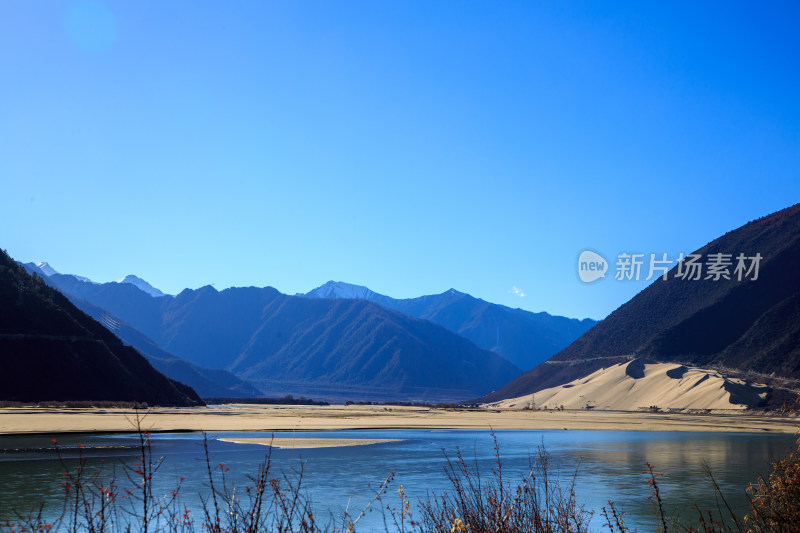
12 201 800 409
20 265 264 399
480 203 800 409
11 203 799 409
22 263 594 402
24 271 524 402
0 250 202 406
302 282 596 371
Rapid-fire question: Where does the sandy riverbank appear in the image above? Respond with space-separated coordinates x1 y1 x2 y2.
0 404 797 435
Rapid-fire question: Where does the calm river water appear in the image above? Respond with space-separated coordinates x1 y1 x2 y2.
0 428 795 531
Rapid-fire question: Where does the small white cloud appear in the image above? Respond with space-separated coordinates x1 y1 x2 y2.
509 286 526 298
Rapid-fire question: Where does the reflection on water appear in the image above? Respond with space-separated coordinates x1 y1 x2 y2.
0 429 795 530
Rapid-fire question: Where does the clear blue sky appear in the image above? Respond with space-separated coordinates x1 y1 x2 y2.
1 1 798 320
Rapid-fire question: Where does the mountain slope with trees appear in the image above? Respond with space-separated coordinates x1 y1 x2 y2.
0 249 202 406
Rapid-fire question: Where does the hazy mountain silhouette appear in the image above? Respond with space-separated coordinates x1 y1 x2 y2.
0 249 202 406
303 282 596 370
480 203 800 404
66 296 263 398
28 276 521 402
117 274 166 297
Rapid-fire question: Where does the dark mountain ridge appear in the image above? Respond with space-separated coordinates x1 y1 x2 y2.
0 249 202 406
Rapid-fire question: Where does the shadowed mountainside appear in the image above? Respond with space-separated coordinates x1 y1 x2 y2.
480 203 800 404
228 296 522 401
303 283 596 371
0 249 202 406
67 296 263 399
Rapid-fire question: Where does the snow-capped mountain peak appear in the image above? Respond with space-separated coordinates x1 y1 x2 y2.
32 262 93 283
117 275 166 297
303 280 381 300
36 262 58 277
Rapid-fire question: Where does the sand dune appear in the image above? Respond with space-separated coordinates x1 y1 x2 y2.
487 361 770 411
